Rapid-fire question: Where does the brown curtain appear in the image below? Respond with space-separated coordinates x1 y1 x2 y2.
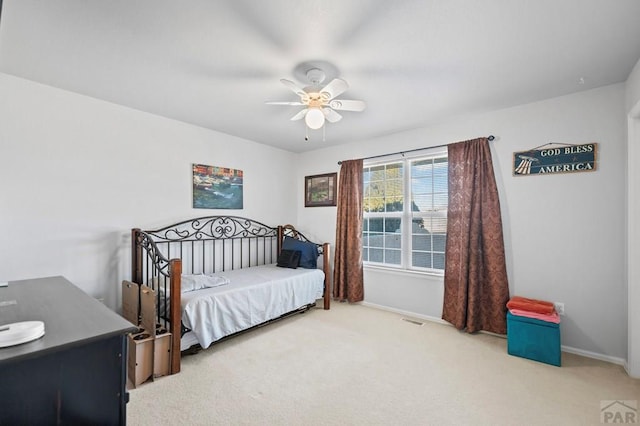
333 159 364 302
442 138 510 334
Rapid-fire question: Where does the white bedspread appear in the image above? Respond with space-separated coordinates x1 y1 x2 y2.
180 264 324 349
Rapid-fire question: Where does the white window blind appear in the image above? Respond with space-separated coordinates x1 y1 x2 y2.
363 151 448 273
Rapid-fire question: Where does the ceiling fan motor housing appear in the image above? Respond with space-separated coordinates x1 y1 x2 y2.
306 68 326 85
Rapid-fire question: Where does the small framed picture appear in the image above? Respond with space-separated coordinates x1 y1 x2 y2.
305 173 337 207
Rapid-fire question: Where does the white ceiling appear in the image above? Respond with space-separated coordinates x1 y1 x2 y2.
1 0 640 153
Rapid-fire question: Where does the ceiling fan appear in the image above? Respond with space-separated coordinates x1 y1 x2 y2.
265 68 366 131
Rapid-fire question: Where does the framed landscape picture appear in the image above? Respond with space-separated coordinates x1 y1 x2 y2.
192 163 243 209
305 172 337 207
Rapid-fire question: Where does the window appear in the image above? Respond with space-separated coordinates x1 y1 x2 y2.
363 152 448 273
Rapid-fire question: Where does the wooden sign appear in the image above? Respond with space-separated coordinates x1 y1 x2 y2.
513 143 597 176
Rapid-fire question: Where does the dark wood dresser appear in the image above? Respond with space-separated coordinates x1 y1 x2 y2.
0 276 136 425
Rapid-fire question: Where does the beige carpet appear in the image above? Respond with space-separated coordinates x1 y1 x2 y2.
127 302 640 426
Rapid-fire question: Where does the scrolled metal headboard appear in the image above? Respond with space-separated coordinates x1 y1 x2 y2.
144 215 278 242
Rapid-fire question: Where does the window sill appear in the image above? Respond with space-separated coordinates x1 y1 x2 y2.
363 264 444 279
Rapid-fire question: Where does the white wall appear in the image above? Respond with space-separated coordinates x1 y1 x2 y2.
0 73 296 308
0 71 631 364
625 58 640 377
297 84 628 361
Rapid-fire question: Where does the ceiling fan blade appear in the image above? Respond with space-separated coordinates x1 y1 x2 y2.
320 78 349 100
322 108 343 123
280 79 307 98
328 99 366 112
265 101 305 106
290 109 308 121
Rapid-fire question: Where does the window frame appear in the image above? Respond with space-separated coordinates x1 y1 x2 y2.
362 148 448 275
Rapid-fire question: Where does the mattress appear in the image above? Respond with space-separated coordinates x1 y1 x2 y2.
179 264 324 350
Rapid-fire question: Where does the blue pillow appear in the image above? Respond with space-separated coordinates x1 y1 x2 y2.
282 236 318 269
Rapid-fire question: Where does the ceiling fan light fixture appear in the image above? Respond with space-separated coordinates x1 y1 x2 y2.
304 108 325 129
266 66 366 137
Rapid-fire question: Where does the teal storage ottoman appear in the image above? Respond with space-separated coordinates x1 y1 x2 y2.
507 312 561 366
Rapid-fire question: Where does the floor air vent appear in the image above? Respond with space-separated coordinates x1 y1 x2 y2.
401 318 424 326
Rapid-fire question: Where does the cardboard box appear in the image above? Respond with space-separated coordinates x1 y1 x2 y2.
126 284 159 387
121 280 140 325
154 328 172 378
127 330 154 387
507 312 561 367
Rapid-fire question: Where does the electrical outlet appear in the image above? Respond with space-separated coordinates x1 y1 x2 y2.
554 302 565 316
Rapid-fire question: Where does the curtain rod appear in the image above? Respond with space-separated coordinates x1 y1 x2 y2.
337 135 495 165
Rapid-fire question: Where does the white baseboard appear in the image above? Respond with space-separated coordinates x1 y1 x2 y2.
359 301 627 367
560 345 626 367
622 361 640 378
